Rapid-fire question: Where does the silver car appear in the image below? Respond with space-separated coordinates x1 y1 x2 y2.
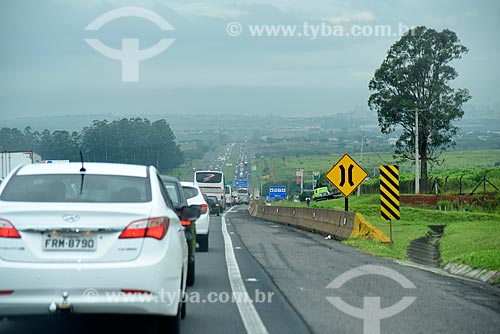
0 162 197 333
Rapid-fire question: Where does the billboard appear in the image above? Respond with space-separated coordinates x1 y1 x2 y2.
269 186 287 200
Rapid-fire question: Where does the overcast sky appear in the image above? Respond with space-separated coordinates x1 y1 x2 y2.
1 0 499 121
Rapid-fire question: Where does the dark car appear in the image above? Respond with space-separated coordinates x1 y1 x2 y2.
206 195 220 216
160 175 200 287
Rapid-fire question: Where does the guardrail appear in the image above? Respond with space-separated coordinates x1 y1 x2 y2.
248 204 390 243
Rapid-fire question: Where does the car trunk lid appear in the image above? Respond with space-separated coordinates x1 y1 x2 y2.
0 202 153 263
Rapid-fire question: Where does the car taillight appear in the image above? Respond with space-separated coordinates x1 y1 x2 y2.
0 219 21 238
119 217 169 240
181 220 191 226
121 289 151 295
200 204 208 214
0 290 14 296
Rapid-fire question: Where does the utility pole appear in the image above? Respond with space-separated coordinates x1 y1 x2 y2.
397 107 429 195
412 107 432 194
357 129 364 196
415 108 419 194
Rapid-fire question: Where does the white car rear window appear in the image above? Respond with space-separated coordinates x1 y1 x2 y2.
0 174 151 203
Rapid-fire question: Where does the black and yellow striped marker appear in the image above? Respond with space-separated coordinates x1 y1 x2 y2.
380 165 400 220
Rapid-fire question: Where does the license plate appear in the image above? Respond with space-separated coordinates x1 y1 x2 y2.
43 233 97 251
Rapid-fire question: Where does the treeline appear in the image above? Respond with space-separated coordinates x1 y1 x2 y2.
0 118 183 172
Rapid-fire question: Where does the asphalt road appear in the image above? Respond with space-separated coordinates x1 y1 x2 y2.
181 207 310 334
228 206 500 334
2 205 499 334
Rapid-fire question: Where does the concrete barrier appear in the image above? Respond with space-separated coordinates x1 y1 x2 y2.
248 204 390 243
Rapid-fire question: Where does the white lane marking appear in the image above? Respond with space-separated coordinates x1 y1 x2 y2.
222 207 269 334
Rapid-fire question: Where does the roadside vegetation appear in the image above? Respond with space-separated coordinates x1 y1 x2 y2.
0 118 183 173
253 149 500 196
276 195 500 271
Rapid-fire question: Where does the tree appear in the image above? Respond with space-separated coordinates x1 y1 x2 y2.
80 118 183 172
0 127 28 151
368 26 471 189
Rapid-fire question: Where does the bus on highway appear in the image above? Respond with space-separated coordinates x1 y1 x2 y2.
194 170 226 212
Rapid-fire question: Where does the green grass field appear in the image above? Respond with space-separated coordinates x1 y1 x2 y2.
276 195 500 271
257 149 500 181
253 149 500 195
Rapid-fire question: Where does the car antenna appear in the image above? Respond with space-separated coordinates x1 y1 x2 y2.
79 151 86 172
79 151 86 195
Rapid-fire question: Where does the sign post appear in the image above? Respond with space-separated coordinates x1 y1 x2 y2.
325 153 368 212
380 165 400 244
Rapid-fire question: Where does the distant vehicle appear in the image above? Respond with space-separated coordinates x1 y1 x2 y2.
206 195 220 216
312 186 341 201
231 191 240 205
236 187 249 205
194 170 226 212
224 185 232 208
161 175 201 286
181 182 210 253
1 151 42 179
0 162 200 333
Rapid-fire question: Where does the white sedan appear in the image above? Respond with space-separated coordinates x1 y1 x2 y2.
180 181 210 252
0 162 198 333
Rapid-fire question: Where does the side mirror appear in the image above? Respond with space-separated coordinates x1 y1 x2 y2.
180 205 201 221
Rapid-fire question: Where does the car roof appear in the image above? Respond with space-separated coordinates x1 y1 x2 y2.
16 162 150 177
159 175 181 183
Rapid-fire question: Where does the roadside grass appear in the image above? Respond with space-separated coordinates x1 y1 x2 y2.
275 195 500 271
440 222 500 271
257 150 500 181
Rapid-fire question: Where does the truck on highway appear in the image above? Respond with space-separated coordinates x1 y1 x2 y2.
312 186 341 202
1 151 42 178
